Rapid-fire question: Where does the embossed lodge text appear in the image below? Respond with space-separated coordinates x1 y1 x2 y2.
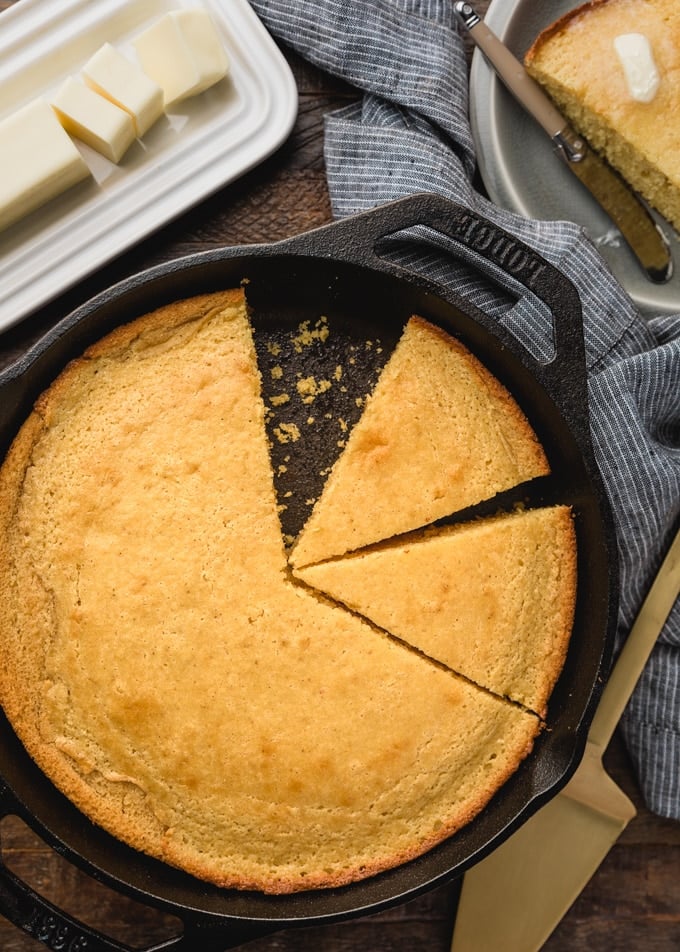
450 213 548 289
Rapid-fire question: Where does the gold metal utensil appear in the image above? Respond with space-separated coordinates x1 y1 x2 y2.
451 523 680 951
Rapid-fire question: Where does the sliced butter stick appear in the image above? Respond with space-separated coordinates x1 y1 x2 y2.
0 99 91 232
82 43 164 137
52 77 136 164
133 9 229 108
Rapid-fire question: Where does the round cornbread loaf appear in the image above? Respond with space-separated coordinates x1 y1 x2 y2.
0 290 574 893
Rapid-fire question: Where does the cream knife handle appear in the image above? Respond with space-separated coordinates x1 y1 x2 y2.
454 2 567 139
588 525 680 750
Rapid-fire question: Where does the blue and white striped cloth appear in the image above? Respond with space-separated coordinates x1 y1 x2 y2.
249 0 680 820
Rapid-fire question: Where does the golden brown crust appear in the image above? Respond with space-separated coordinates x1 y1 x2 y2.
524 1 607 67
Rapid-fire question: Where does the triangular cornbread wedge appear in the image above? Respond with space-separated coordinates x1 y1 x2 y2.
290 316 549 568
295 506 577 716
0 290 541 895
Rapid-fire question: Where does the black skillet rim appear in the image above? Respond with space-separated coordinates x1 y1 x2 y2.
0 195 619 946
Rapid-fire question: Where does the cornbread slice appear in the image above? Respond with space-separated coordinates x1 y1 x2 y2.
291 316 549 568
524 0 680 231
0 290 541 894
296 506 577 716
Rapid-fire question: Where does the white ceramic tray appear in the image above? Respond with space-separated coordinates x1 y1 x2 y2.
469 0 680 316
0 0 298 332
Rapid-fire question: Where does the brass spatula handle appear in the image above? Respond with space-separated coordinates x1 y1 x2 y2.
588 525 680 750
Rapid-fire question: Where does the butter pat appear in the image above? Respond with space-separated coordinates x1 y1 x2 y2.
133 10 229 107
52 77 136 163
613 32 660 103
82 43 164 137
0 98 90 232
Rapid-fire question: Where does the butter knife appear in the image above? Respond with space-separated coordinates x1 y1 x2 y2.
454 1 672 284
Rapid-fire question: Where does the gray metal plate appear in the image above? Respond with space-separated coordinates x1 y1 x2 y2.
469 0 680 315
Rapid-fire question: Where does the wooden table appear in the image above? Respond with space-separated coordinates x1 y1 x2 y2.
1 2 678 949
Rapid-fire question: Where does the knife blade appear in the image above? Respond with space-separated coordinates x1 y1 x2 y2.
450 522 680 952
453 1 672 284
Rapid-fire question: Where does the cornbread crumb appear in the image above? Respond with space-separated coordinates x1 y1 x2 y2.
296 376 332 403
292 317 329 352
274 422 300 443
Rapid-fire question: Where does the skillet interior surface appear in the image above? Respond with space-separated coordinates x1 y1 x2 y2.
0 197 618 941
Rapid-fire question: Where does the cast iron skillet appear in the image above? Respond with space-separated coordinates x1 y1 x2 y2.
0 194 618 951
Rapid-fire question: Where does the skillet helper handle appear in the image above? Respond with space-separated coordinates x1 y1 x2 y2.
0 784 274 952
0 782 126 952
275 193 586 409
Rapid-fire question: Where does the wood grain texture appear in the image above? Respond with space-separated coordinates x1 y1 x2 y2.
0 1 678 950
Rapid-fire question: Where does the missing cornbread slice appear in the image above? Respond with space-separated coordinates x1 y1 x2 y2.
0 289 563 894
290 315 549 569
295 506 577 718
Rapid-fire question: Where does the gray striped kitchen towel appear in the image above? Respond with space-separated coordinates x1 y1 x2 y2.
249 0 680 819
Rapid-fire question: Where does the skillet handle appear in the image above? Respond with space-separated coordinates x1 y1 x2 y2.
274 193 586 414
0 782 128 952
0 783 276 952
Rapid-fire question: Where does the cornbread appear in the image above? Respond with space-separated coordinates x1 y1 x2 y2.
290 316 549 568
0 290 546 894
295 506 577 716
524 0 680 231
